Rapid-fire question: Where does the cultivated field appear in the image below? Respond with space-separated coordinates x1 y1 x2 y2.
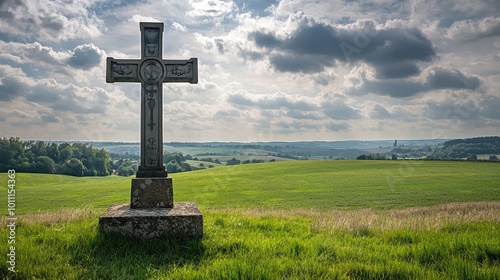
1 160 499 279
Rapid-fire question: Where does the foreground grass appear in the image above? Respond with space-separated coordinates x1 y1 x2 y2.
5 160 500 213
1 203 500 279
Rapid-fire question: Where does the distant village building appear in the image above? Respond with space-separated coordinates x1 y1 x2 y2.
393 139 397 147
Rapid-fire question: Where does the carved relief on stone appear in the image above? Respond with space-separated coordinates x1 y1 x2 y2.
166 63 193 79
146 85 157 130
140 59 165 84
146 137 157 165
144 29 159 56
112 63 136 76
172 64 191 76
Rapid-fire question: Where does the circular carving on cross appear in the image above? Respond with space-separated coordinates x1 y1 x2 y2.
139 59 165 84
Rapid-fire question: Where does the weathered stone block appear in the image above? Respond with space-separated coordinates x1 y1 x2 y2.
131 177 173 208
99 202 203 239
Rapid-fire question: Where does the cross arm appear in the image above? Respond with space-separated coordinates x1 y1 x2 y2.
164 58 198 84
106 57 141 83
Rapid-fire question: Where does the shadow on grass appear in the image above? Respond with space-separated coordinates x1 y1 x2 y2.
72 232 205 279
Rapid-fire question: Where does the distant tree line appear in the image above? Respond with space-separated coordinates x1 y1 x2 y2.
428 136 500 160
268 153 305 160
356 154 388 160
0 137 112 176
442 136 500 148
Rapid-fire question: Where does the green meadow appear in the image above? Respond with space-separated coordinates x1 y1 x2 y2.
1 160 500 279
7 160 500 213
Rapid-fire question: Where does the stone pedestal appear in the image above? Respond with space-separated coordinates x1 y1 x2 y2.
99 177 203 240
99 202 203 239
131 178 173 208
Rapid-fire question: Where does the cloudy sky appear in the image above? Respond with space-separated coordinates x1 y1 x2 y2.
0 0 499 142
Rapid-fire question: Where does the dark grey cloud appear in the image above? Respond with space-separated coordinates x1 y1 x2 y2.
0 77 28 101
349 79 424 98
250 19 435 78
426 68 480 90
67 44 102 69
376 61 421 80
270 54 333 74
349 67 480 98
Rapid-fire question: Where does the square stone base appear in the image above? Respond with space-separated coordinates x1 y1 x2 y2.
99 202 203 239
131 177 173 208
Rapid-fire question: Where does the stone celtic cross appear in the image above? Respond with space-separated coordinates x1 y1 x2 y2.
100 22 203 240
106 22 198 178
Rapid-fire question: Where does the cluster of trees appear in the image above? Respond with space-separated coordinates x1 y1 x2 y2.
112 159 137 176
226 158 241 165
198 157 222 164
0 137 112 176
443 136 500 147
163 152 192 173
226 158 270 165
268 153 306 160
242 159 265 164
428 136 500 160
356 154 389 160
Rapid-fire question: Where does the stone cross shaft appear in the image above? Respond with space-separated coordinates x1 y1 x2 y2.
106 22 198 178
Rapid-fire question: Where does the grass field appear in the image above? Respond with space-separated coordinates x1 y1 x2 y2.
5 160 500 213
1 160 500 279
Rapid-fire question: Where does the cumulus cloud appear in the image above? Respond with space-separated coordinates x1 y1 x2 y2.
26 82 109 115
425 68 480 90
0 0 102 42
67 44 104 70
0 41 68 67
128 15 160 23
480 95 500 120
187 0 236 18
370 104 392 119
0 77 29 102
0 0 498 141
225 90 363 123
172 22 188 32
227 91 317 111
447 17 500 41
321 101 362 120
233 0 278 16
